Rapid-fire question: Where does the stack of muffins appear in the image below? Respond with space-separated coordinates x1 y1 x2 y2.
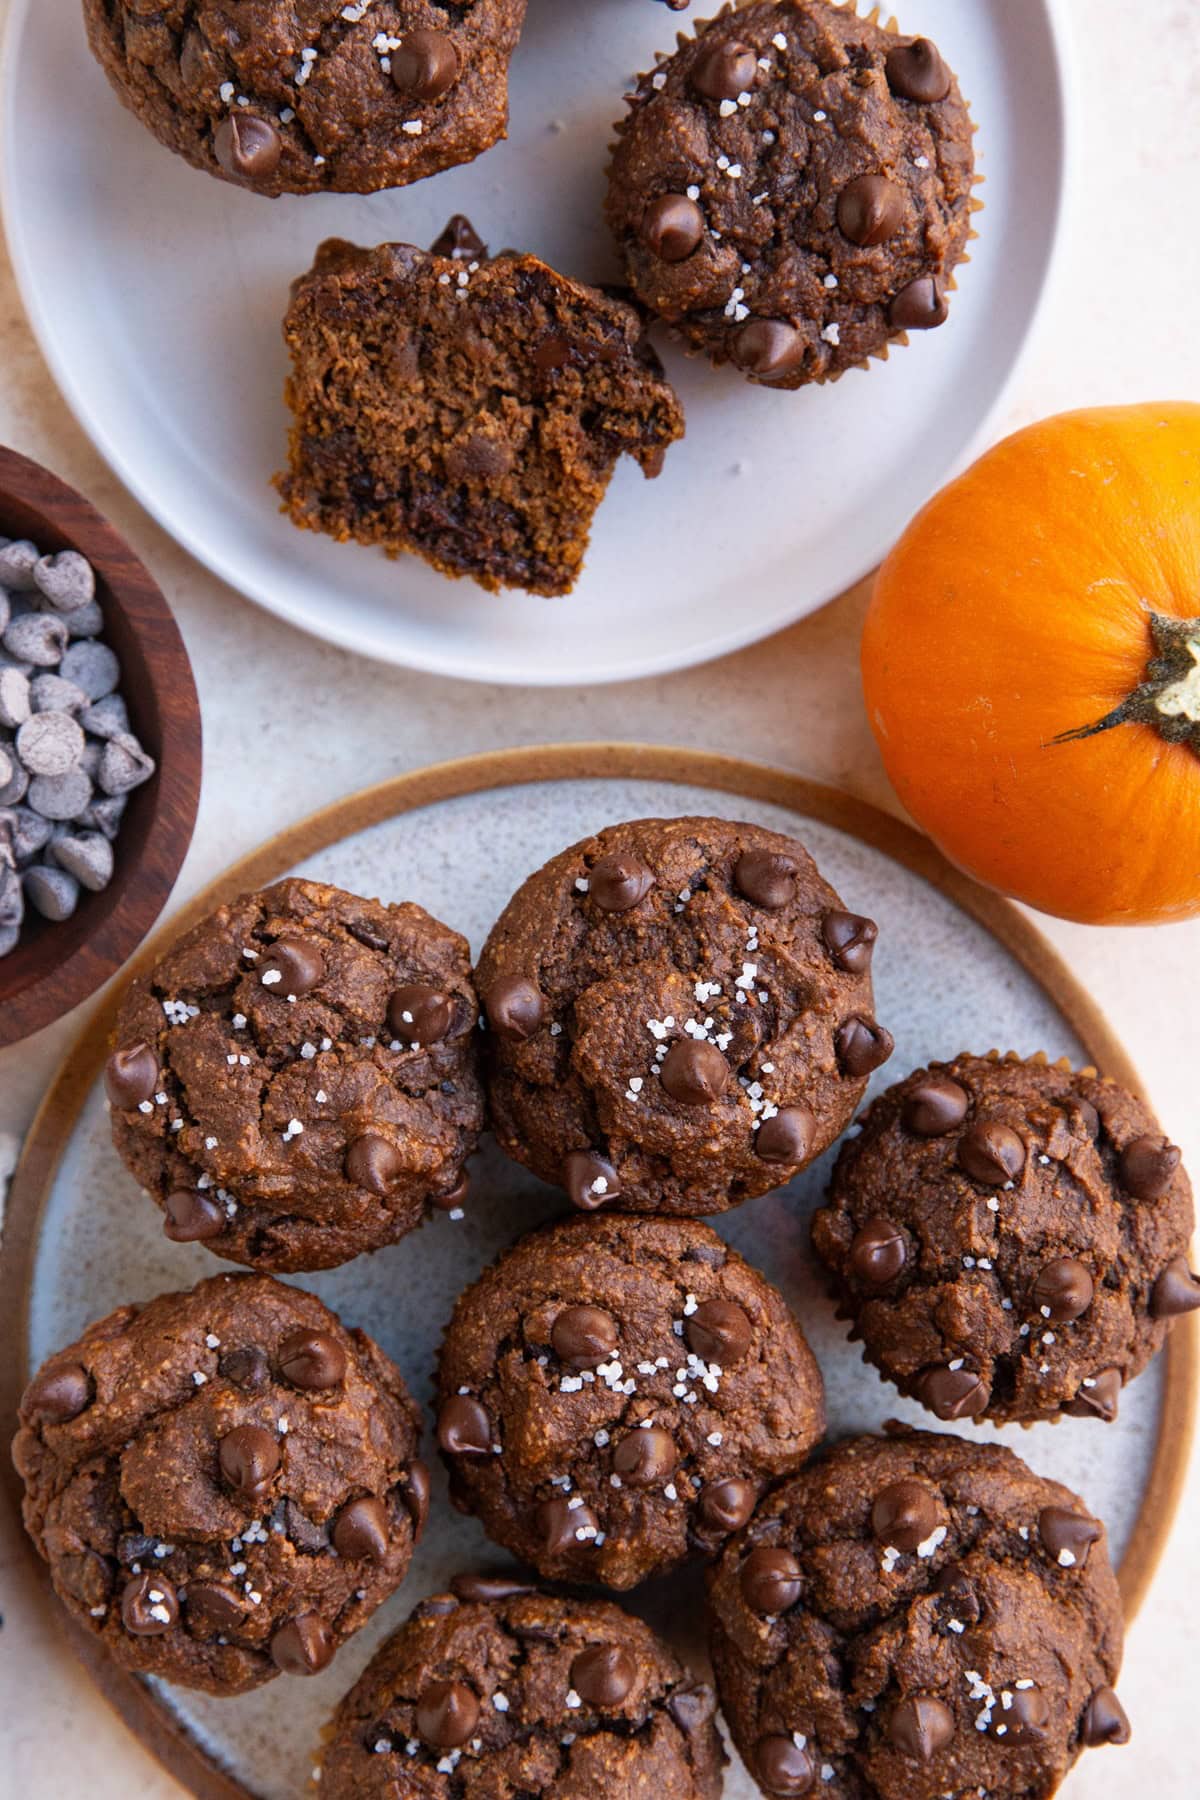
13 809 1195 1798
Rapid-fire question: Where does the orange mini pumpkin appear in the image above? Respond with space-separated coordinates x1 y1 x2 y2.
862 402 1200 925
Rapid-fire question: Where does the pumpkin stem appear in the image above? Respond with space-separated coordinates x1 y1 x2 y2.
1051 613 1200 755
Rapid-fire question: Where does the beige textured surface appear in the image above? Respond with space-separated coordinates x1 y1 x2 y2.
1 0 1198 1794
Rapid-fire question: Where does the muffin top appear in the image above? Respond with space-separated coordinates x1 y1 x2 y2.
477 816 891 1215
435 1214 824 1588
606 0 976 387
12 1274 426 1695
318 1577 725 1798
106 877 483 1272
82 0 529 197
812 1052 1197 1424
707 1429 1129 1799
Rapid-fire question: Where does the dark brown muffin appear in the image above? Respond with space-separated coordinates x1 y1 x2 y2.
12 1274 428 1695
318 1576 725 1796
82 1 529 198
707 1429 1130 1799
812 1052 1197 1426
606 0 976 388
435 1214 824 1589
277 233 685 597
477 816 892 1216
105 877 483 1273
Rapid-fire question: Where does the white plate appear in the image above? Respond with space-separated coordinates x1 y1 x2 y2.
1 1 1072 683
21 770 1159 1799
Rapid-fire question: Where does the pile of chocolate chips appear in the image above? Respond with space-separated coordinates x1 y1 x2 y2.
0 537 155 953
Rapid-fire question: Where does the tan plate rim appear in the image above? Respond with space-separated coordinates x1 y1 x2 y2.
1 742 1194 1800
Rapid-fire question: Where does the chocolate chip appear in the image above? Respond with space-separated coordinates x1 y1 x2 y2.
277 1328 347 1390
400 1460 431 1539
756 1105 817 1165
1074 1097 1101 1138
755 1733 814 1794
821 909 878 972
485 973 545 1040
219 1345 270 1391
1119 1135 1181 1200
538 1496 599 1555
691 38 758 100
686 1298 753 1365
430 1169 469 1212
697 1477 756 1533
1063 1367 1121 1422
391 29 460 100
917 1364 990 1420
1080 1686 1131 1747
1038 1505 1102 1569
271 1612 332 1675
901 1076 969 1136
957 1120 1026 1185
835 1016 894 1078
889 277 949 330
1032 1258 1094 1322
642 193 705 262
387 983 455 1045
551 1304 619 1369
103 1042 158 1109
218 1424 280 1501
661 1037 729 1105
837 175 905 247
871 1479 939 1553
734 847 798 908
890 1695 955 1761
667 1683 717 1735
214 113 281 183
258 937 325 997
411 1595 459 1620
740 1545 802 1614
885 37 952 103
24 1361 91 1424
319 1494 384 1564
344 1133 404 1195
437 1394 492 1455
849 1217 907 1285
613 1426 677 1486
416 1678 479 1747
993 1683 1049 1744
1150 1257 1200 1318
163 1189 226 1242
933 1568 983 1631
346 917 389 951
732 319 807 383
450 1572 534 1602
563 1150 621 1210
121 1572 179 1636
430 215 486 261
588 852 655 912
277 1497 328 1554
185 1581 246 1632
571 1643 636 1709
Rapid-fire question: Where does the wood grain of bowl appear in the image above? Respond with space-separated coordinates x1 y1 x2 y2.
0 446 201 1047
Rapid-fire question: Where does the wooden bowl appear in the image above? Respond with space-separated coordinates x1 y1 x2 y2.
0 447 201 1046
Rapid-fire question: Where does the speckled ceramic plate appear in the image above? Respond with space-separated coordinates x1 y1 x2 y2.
1 747 1191 1800
0 1 1073 683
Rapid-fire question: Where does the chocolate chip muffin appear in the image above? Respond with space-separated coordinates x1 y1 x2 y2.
318 1575 725 1796
811 1052 1197 1426
277 231 684 597
606 0 976 388
12 1274 428 1695
435 1214 824 1589
82 1 528 198
477 816 892 1216
105 877 483 1273
707 1428 1130 1799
